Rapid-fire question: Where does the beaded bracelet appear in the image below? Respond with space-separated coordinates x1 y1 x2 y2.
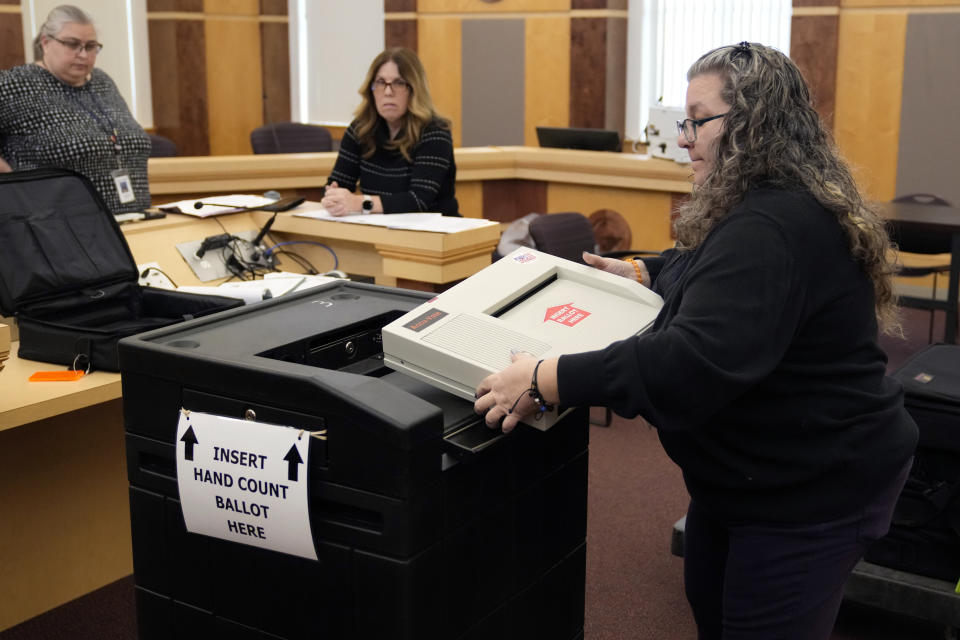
624 258 644 283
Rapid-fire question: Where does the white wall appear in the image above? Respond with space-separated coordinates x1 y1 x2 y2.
21 0 153 128
289 0 384 126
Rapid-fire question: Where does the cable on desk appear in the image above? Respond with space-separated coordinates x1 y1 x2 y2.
264 241 338 271
271 250 319 275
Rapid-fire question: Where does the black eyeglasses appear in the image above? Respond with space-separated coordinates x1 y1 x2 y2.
370 78 410 94
676 113 727 143
51 36 103 54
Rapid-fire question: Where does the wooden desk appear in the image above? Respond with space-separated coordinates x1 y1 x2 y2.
249 205 501 289
0 346 128 632
148 147 693 254
120 206 500 291
880 201 960 344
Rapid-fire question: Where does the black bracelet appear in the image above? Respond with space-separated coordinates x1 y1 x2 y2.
508 359 555 420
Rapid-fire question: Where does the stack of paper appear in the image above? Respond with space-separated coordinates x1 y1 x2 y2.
159 194 278 218
176 272 343 304
292 210 498 233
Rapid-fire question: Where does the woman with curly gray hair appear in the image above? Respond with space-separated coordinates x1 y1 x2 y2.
475 43 917 639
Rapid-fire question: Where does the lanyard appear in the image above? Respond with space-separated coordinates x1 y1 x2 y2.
71 89 123 164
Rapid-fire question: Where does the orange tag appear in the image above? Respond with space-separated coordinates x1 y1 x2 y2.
29 370 86 382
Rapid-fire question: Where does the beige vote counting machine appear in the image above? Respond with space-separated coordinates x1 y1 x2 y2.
382 248 664 428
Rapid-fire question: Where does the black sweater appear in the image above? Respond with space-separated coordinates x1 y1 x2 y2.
559 189 917 523
327 118 459 216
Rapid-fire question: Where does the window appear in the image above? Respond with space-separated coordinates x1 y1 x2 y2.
625 0 792 141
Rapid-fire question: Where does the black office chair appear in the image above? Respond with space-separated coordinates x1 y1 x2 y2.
148 133 178 157
250 122 333 154
890 193 955 342
527 212 597 264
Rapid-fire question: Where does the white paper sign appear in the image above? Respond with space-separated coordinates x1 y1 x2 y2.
175 410 317 560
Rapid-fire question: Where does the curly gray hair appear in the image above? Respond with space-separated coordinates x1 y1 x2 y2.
673 42 899 333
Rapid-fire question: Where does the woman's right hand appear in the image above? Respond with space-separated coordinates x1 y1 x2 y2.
582 251 650 286
0 157 11 173
320 181 357 216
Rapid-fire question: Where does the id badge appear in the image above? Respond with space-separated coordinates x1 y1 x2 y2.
111 169 136 204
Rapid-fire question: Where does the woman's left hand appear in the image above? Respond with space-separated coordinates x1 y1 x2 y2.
320 182 358 216
475 354 559 433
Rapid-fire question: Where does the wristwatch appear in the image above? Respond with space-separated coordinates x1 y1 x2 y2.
361 195 374 214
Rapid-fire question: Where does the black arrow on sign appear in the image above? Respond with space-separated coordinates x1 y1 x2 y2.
284 444 303 482
180 426 198 460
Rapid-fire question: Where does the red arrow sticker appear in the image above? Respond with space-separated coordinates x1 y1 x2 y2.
544 302 591 327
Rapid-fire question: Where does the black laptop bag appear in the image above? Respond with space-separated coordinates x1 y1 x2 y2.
864 344 960 583
0 168 243 372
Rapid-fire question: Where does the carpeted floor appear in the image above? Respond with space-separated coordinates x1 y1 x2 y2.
1 307 951 640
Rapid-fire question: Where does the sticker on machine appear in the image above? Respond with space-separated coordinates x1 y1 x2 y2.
513 252 537 264
175 409 318 560
405 307 448 332
544 302 591 327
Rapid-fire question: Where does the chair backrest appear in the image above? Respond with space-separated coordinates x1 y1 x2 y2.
891 193 955 255
589 208 632 253
250 122 333 154
148 133 178 157
527 212 596 264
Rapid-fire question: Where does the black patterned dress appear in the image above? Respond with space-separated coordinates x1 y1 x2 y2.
0 64 151 214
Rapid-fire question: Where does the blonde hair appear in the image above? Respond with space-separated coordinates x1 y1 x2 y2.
352 47 450 162
674 43 900 333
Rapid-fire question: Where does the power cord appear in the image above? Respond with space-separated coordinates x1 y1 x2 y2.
264 241 338 271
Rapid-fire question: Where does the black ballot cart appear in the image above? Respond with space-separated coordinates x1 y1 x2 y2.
119 280 588 640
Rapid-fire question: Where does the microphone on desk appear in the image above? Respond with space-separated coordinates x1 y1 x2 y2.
193 201 261 212
193 196 305 214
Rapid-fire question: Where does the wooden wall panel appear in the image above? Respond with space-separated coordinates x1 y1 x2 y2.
461 19 525 146
457 180 483 219
895 13 960 206
387 0 418 11
525 17 570 146
418 17 462 146
148 0 204 10
148 19 210 156
418 0 570 13
386 19 418 51
260 21 290 127
604 16 626 134
206 0 259 14
260 0 286 13
841 0 958 6
0 10 25 70
546 183 675 251
834 12 906 200
791 15 839 128
204 14 263 155
570 18 606 129
482 179 547 222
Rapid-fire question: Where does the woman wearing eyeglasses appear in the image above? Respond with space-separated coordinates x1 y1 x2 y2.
0 5 151 214
475 43 917 639
321 47 459 217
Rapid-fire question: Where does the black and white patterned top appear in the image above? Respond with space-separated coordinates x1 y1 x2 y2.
328 118 459 216
0 64 151 214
